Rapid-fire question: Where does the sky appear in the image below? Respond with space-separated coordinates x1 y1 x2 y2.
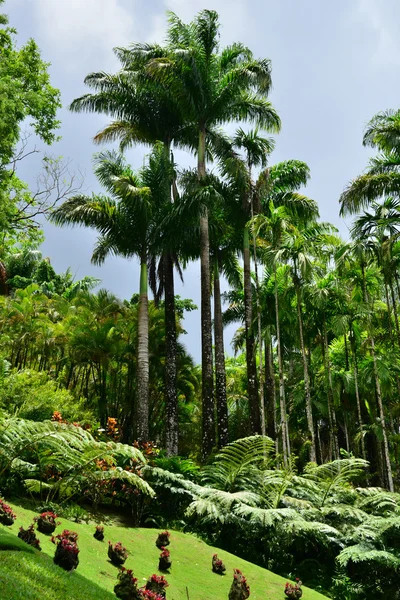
7 0 400 362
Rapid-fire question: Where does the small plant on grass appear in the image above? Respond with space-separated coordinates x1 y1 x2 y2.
108 540 128 565
114 567 139 599
34 511 59 534
18 523 41 550
284 579 303 599
145 573 169 597
158 547 171 571
228 569 250 600
94 524 105 541
155 531 170 549
0 498 16 526
52 529 79 571
212 553 226 575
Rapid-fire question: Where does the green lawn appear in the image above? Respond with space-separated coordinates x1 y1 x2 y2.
0 502 328 600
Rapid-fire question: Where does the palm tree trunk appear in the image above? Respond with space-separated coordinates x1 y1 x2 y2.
251 219 265 436
294 277 316 462
213 260 229 448
350 330 366 461
243 226 260 434
370 334 394 491
323 318 339 459
136 259 149 441
198 127 215 459
264 338 276 441
164 253 178 456
274 267 289 464
361 263 393 490
389 279 400 345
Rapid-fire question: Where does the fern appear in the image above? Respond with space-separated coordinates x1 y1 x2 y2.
337 543 400 569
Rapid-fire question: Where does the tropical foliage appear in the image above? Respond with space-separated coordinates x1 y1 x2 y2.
3 3 400 598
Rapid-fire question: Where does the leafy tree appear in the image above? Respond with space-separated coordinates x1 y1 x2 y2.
51 146 173 439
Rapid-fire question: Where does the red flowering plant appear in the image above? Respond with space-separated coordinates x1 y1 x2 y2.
34 511 59 534
51 529 79 571
114 567 139 600
212 553 226 575
145 573 168 597
285 579 303 598
228 569 250 600
158 547 171 571
94 524 105 541
0 498 16 526
18 523 41 550
108 540 128 566
155 531 170 549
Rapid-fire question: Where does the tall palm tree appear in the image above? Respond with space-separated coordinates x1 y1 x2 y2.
50 146 172 441
130 9 280 458
70 50 196 457
229 128 275 435
251 160 318 462
276 222 339 463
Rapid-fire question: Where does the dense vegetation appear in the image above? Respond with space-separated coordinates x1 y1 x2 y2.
2 3 400 598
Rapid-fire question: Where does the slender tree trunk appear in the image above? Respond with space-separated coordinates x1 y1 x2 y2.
164 253 178 456
389 279 400 345
198 127 215 459
274 267 289 463
353 347 366 460
323 318 339 459
136 259 149 441
294 277 316 462
213 260 229 448
243 227 260 434
251 219 265 436
361 263 393 490
264 338 276 441
384 279 394 341
370 335 394 491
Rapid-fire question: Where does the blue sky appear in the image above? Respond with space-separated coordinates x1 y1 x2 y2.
7 0 400 361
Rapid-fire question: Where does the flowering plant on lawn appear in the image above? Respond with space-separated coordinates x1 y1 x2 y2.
228 568 250 600
114 567 139 600
108 540 128 565
51 529 79 571
18 523 41 550
94 524 104 541
155 531 170 549
158 546 171 571
0 498 16 526
212 553 226 575
285 579 303 598
145 573 169 597
34 511 59 534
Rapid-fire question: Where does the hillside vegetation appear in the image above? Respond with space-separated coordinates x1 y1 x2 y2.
0 502 328 600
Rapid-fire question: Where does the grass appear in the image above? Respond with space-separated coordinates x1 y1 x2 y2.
0 501 329 600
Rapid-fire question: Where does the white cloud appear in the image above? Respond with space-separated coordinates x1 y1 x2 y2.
29 0 137 72
354 0 400 68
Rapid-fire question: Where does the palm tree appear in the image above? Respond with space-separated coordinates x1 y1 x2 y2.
229 129 275 436
70 50 196 457
275 222 339 463
340 109 400 216
251 160 318 462
130 9 280 458
51 146 172 441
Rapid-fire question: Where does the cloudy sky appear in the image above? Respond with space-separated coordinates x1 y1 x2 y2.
7 0 400 361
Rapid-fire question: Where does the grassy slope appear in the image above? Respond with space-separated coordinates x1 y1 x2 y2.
0 502 328 600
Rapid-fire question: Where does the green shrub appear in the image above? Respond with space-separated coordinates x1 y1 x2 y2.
0 369 95 424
